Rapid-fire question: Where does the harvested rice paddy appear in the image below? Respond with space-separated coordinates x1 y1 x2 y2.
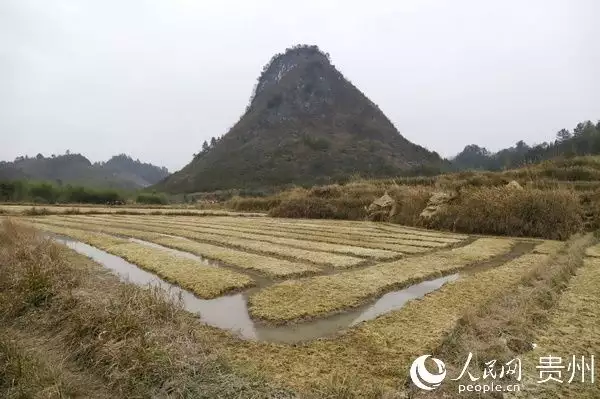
71 214 456 250
0 203 265 216
24 222 255 298
508 254 600 398
248 237 515 323
69 216 403 259
230 252 556 392
32 217 367 268
6 211 590 397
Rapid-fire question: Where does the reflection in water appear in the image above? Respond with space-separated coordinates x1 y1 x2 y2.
58 238 457 344
350 275 459 326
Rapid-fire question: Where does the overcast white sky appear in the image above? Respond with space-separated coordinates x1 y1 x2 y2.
1 0 598 171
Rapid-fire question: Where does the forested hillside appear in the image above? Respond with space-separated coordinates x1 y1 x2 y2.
452 120 600 171
0 152 169 190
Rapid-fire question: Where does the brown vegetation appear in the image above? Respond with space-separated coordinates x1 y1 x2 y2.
155 45 442 193
429 187 583 240
415 233 594 398
228 181 584 239
0 220 289 398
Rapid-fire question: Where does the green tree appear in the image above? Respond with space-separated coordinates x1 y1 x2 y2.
556 129 572 143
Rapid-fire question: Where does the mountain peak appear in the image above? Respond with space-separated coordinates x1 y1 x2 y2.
250 45 331 106
155 45 441 192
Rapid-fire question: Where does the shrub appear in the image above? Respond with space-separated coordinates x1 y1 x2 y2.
269 198 339 219
136 193 168 205
23 207 51 216
429 187 583 240
388 187 433 226
0 221 78 318
226 196 280 212
308 184 343 198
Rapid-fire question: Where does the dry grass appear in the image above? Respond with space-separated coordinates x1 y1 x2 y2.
0 332 75 399
26 222 255 298
89 214 456 251
105 243 255 298
585 242 600 257
232 181 586 240
3 218 594 397
29 218 322 278
248 238 514 323
226 195 281 212
90 217 401 260
371 223 470 240
0 204 265 217
429 187 583 240
415 234 592 398
231 250 550 394
0 221 290 398
507 256 600 398
242 217 470 241
225 216 467 239
266 185 433 225
40 215 375 266
75 212 467 242
0 328 114 399
152 236 321 278
0 221 78 319
532 239 566 254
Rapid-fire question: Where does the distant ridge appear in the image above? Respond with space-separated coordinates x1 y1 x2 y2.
0 153 169 189
155 44 442 193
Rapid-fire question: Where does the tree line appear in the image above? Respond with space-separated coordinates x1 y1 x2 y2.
451 120 600 171
0 180 168 205
193 135 224 159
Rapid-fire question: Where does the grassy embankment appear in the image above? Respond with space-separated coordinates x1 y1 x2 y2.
226 157 600 240
414 233 596 398
0 220 291 398
505 241 600 398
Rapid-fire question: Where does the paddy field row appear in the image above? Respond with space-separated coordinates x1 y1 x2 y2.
25 221 323 279
2 215 588 397
25 223 254 298
508 252 600 398
0 203 266 216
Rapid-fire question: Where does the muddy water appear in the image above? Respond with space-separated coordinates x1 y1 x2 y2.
56 237 458 344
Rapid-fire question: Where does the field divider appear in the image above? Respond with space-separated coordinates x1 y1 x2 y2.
26 219 325 278
47 216 370 267
125 215 461 248
247 237 517 324
222 246 549 393
200 217 465 242
80 213 466 244
238 218 470 240
0 204 265 217
25 222 255 299
197 216 468 242
57 215 405 260
505 255 600 398
85 214 451 251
